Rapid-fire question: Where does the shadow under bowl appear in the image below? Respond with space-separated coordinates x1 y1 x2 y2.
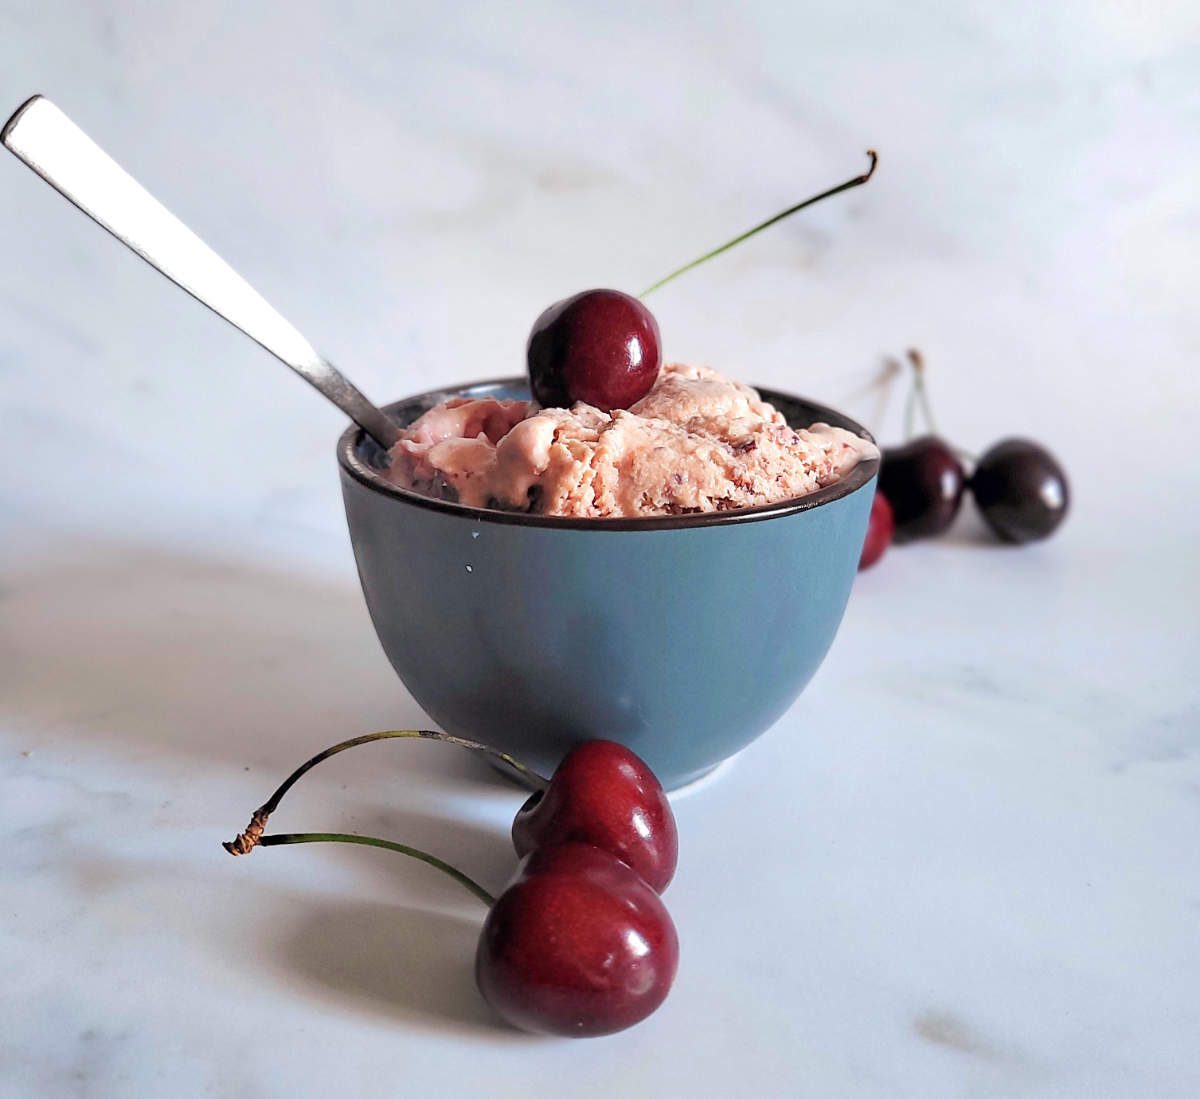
338 378 877 790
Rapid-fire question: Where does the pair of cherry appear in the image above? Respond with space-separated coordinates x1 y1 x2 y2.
859 351 1070 570
225 733 679 1037
487 740 679 1036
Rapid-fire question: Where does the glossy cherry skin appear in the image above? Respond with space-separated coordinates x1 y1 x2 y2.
858 490 894 570
512 740 677 894
970 438 1069 543
878 436 966 543
527 289 661 412
476 843 679 1037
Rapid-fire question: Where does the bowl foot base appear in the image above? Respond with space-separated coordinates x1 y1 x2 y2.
486 750 738 795
667 754 737 797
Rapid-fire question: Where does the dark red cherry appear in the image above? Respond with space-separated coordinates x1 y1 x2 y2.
858 490 894 570
527 289 661 412
476 842 679 1037
878 436 965 543
512 740 677 894
970 438 1069 543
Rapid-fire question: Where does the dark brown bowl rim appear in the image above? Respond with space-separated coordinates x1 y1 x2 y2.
337 376 878 531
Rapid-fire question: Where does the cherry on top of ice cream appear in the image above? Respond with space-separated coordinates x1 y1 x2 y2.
525 155 878 416
527 289 662 413
389 155 884 520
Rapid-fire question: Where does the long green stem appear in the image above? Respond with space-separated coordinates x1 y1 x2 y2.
640 150 877 298
223 729 547 856
259 831 496 907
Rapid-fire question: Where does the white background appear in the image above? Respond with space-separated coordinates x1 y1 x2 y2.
1 3 1198 1097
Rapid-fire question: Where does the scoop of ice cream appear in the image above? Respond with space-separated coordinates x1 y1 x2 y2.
387 363 876 518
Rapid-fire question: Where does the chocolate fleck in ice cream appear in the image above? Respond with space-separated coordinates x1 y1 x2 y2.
385 363 877 519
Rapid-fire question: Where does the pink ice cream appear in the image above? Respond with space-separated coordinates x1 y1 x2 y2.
385 363 876 518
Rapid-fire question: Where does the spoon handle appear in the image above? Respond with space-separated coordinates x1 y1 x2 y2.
2 95 400 449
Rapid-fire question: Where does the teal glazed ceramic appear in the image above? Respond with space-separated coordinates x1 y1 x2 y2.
338 379 877 790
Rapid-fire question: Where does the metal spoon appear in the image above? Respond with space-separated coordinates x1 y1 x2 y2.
2 94 400 450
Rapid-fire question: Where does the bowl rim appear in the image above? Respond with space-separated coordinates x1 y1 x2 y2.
337 375 878 531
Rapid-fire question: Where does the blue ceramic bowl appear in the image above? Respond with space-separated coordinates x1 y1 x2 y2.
338 378 877 790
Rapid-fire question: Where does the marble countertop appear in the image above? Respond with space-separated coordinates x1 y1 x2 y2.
2 3 1197 1096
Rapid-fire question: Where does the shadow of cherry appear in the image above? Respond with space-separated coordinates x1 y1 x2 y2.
272 897 537 1040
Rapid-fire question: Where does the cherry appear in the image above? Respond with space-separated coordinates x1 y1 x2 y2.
527 289 661 412
230 830 679 1037
970 438 1069 543
878 436 965 543
476 842 679 1037
225 734 682 1037
524 153 880 412
858 490 894 570
512 740 677 894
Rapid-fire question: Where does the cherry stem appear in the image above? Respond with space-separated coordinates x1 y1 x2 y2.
640 150 878 298
901 349 977 466
258 831 496 907
223 729 548 857
903 348 939 440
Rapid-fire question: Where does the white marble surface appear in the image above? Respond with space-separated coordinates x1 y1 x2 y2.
2 2 1198 1096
